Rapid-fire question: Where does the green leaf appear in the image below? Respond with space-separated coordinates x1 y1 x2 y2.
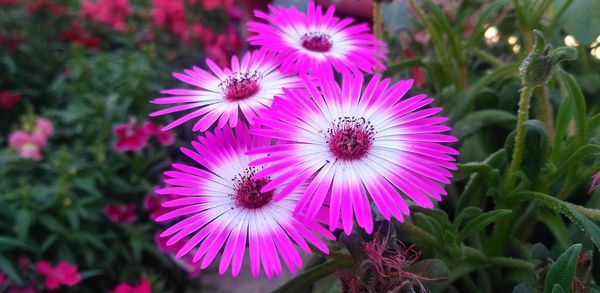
384 58 425 76
457 209 512 242
0 236 35 252
405 258 449 279
446 63 519 122
452 110 516 140
514 191 600 250
454 207 483 228
544 244 582 293
554 0 600 44
505 120 550 180
560 71 588 147
0 255 23 285
551 90 573 162
551 285 567 293
15 209 33 240
272 260 353 293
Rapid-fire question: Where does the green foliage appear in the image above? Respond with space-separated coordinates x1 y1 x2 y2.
544 244 582 293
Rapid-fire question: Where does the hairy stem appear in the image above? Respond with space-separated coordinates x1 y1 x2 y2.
536 86 556 141
505 86 534 191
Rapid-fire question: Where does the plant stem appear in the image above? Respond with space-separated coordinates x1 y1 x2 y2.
505 85 534 191
536 86 556 141
373 1 382 74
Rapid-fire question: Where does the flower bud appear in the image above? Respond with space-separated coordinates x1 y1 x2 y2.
519 30 577 87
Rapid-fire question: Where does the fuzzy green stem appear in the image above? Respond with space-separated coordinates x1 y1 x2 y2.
536 86 556 141
505 86 534 191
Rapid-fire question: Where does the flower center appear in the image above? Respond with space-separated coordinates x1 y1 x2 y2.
221 71 262 102
232 167 274 209
301 32 333 53
326 117 375 161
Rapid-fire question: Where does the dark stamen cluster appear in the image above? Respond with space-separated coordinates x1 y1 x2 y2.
231 167 273 209
325 117 375 161
301 32 333 52
220 71 263 102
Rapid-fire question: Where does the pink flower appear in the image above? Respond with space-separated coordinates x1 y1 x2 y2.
190 23 216 46
0 271 7 285
590 171 600 193
248 1 386 76
0 90 21 108
150 49 303 132
108 278 151 293
149 0 188 41
104 203 137 224
80 0 132 32
250 73 458 234
8 131 43 161
112 120 150 152
155 124 335 278
31 117 54 146
142 121 175 146
36 261 81 290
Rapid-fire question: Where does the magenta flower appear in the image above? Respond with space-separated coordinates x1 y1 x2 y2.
247 1 386 76
590 171 600 193
155 124 334 278
36 261 81 290
150 49 303 132
0 272 7 285
249 73 458 234
108 278 151 293
104 203 137 224
112 120 150 152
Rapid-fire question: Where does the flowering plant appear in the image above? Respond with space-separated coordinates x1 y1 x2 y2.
1 0 599 292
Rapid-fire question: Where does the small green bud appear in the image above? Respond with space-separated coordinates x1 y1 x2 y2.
519 30 577 87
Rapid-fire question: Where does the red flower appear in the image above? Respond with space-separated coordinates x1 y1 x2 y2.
36 261 80 290
60 22 101 49
109 278 151 293
0 90 21 108
0 32 23 49
80 0 132 32
403 48 425 87
142 121 174 146
103 203 137 224
112 120 150 152
26 0 66 15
